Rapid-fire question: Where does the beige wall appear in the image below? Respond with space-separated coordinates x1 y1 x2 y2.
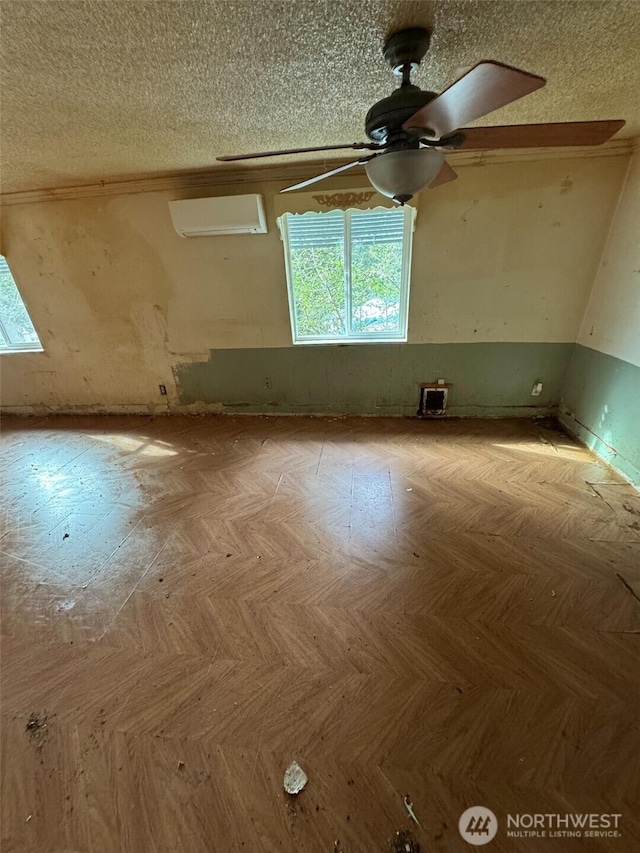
410 155 629 344
577 147 640 367
0 151 630 411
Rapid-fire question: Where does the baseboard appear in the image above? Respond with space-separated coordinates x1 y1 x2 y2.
559 409 640 488
1 403 172 416
1 402 557 419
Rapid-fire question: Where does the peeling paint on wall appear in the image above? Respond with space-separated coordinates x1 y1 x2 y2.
0 155 630 413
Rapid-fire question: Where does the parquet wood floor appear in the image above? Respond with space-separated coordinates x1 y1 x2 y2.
1 415 639 852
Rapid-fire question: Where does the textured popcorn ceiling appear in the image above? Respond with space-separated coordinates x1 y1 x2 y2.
1 0 639 193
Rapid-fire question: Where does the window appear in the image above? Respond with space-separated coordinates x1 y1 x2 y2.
0 256 43 352
280 206 415 344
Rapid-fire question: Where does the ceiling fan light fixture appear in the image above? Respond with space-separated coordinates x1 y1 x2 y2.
365 148 444 203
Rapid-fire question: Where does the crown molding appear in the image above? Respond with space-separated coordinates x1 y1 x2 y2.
450 136 634 166
0 138 634 207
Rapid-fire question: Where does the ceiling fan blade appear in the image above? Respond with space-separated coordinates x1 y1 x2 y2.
456 120 626 150
280 156 377 193
403 60 546 138
217 142 379 162
428 161 458 188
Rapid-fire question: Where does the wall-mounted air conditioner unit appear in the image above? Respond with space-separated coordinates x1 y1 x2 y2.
168 194 268 237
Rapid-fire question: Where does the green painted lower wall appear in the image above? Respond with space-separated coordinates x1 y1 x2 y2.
173 342 574 417
560 344 640 486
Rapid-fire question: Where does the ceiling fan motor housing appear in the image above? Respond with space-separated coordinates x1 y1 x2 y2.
365 86 437 143
383 27 432 75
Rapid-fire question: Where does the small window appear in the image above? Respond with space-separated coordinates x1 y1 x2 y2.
0 256 43 353
280 206 415 344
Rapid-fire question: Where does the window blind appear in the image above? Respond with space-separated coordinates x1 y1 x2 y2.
286 207 406 250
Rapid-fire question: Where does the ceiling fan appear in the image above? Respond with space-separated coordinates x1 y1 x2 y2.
217 27 625 204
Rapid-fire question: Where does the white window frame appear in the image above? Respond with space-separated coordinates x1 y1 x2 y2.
280 206 416 345
0 255 43 354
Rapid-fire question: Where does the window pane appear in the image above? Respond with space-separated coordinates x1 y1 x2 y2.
350 208 405 335
287 210 346 337
0 257 41 347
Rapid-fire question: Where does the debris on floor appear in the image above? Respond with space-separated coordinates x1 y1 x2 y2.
25 713 49 744
389 828 420 852
403 795 421 826
616 572 640 604
283 760 308 794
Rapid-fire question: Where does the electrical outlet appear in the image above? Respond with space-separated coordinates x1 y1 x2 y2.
531 382 543 397
159 384 167 395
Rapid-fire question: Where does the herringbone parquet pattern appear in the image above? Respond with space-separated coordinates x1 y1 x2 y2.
1 415 639 852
